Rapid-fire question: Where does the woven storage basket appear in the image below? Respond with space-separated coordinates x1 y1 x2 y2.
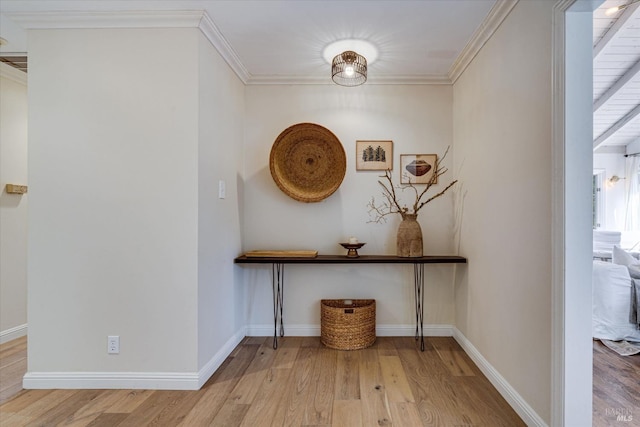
321 299 376 350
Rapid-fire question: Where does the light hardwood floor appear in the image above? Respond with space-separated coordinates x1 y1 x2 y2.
0 336 26 406
3 336 637 426
592 340 640 426
1 336 524 426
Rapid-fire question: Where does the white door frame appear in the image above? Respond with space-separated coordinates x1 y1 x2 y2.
552 1 600 425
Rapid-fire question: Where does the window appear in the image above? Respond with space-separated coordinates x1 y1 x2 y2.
593 170 605 229
625 156 640 231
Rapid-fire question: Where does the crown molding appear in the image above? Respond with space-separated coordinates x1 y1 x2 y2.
0 61 27 85
368 75 452 85
246 74 452 86
197 12 249 84
6 10 204 29
448 0 519 84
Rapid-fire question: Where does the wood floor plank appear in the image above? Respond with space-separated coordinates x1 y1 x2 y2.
103 389 153 414
272 336 301 370
376 337 399 356
303 347 337 426
242 336 268 346
592 340 640 426
179 344 259 426
423 373 481 426
396 346 456 426
332 399 362 427
226 340 278 405
115 390 192 427
84 412 129 427
0 412 31 426
0 358 27 395
334 350 360 400
301 336 321 348
29 389 103 426
11 389 78 420
0 383 23 406
209 403 250 427
451 376 526 427
379 355 415 403
272 346 319 427
358 348 392 427
0 336 26 356
147 390 203 426
0 341 27 369
0 383 22 405
57 389 125 427
0 389 53 413
390 401 424 426
238 367 292 426
429 336 476 376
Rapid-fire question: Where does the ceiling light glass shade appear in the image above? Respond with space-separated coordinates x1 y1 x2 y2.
332 51 367 87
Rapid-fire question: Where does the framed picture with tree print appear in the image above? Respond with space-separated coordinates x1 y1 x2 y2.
356 140 393 171
400 154 437 184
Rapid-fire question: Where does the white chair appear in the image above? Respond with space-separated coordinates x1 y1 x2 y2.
593 260 640 342
593 230 621 260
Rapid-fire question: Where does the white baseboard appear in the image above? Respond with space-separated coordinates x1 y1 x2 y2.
0 323 27 344
23 327 246 391
196 328 245 389
245 323 455 337
23 370 201 390
452 328 547 427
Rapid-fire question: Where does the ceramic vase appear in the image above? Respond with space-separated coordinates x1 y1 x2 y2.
397 213 423 257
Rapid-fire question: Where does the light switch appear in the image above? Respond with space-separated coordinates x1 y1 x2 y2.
218 180 226 199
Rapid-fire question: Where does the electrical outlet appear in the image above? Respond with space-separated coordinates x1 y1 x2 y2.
107 336 120 354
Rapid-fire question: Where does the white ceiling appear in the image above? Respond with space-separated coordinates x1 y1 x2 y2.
0 0 497 83
1 0 638 151
593 0 640 152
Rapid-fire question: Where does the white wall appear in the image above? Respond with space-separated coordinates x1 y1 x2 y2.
453 1 553 423
243 85 457 331
27 28 201 375
594 151 626 230
197 32 245 369
0 63 28 343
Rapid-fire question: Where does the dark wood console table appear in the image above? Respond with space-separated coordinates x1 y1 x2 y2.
234 255 467 351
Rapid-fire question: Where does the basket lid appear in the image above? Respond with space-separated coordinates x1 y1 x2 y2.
269 123 346 203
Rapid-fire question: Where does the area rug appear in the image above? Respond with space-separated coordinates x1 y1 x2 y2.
601 339 640 356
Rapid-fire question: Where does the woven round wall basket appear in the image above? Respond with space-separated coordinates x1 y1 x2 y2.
269 123 346 203
321 299 376 350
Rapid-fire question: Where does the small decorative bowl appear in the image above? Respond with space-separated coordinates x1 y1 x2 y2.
339 242 366 258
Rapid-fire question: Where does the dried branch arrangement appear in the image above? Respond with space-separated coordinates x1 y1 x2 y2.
367 147 458 223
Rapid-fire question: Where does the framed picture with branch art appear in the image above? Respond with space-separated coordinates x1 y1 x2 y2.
356 140 393 171
400 154 437 184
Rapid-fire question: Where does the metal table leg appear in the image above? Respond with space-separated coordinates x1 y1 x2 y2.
272 263 285 349
414 263 425 351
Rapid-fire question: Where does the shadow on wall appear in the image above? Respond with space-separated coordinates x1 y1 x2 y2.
243 165 347 254
0 188 26 208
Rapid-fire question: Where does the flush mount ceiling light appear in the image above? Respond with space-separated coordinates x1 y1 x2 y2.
323 39 377 87
605 0 640 15
332 50 367 86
